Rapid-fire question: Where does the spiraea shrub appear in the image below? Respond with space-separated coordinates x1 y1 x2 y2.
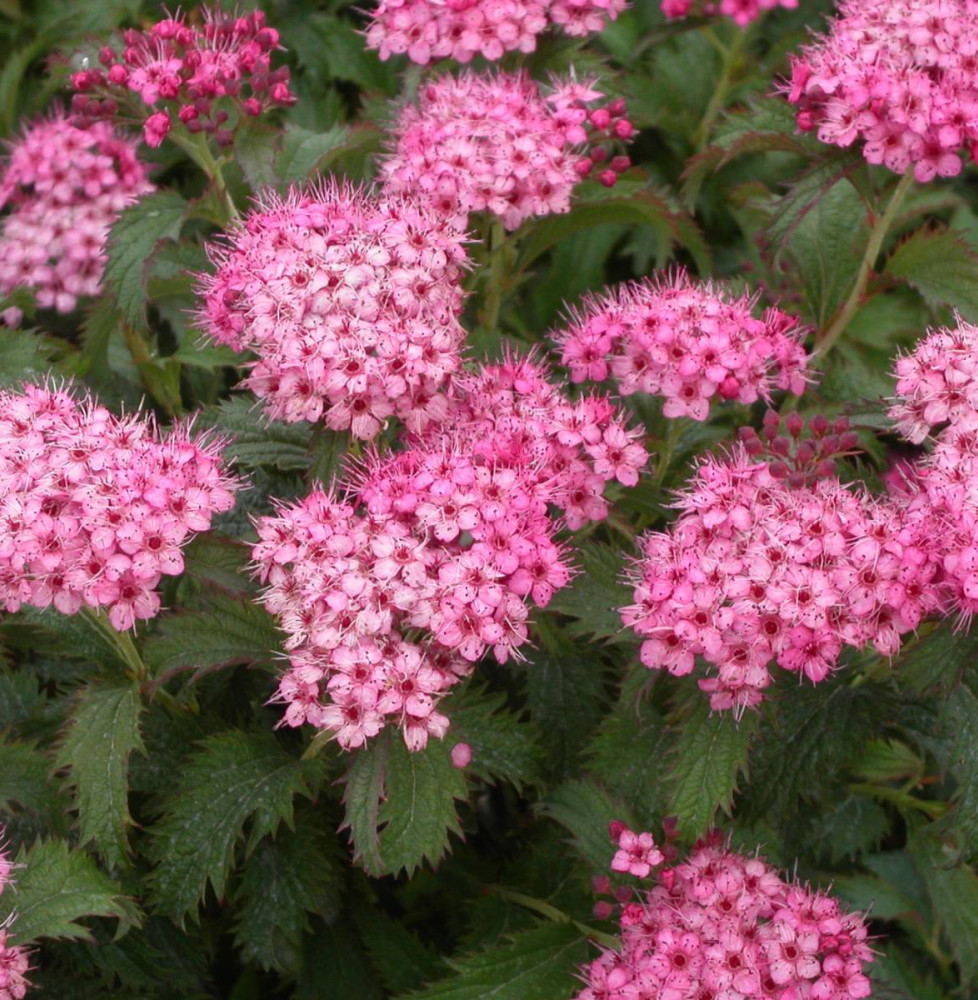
1 1 978 997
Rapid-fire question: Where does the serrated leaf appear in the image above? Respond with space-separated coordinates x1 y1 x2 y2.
809 794 889 864
942 678 978 860
667 697 757 840
232 809 342 973
402 923 588 1000
308 427 350 488
342 732 389 875
447 686 544 790
56 681 144 869
542 779 638 873
0 839 139 945
352 898 442 995
202 396 312 469
278 125 353 184
234 120 280 190
897 623 978 693
0 738 65 829
0 327 57 387
910 830 978 986
296 920 384 1000
147 731 322 923
377 736 467 877
886 229 978 321
182 533 253 594
0 669 45 732
103 191 187 326
548 543 633 645
144 592 281 682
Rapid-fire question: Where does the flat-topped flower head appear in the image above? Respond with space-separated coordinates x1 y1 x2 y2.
365 0 626 66
576 828 875 1000
553 271 810 421
661 0 796 26
380 71 634 231
69 6 295 149
197 181 470 439
254 353 647 751
0 382 238 631
621 445 942 712
785 0 978 182
0 111 152 322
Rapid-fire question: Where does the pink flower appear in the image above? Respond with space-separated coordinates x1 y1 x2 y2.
380 71 633 231
364 0 625 65
552 271 811 421
784 0 978 182
142 110 171 148
197 181 469 439
0 382 238 631
611 826 665 878
574 833 875 1000
0 111 153 322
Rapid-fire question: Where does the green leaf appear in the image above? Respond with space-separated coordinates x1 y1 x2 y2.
232 809 342 973
296 920 384 1000
788 177 869 327
377 735 467 877
542 779 637 873
308 427 350 488
278 125 353 184
809 794 889 864
352 899 442 995
886 229 978 321
942 678 978 859
401 923 588 1000
910 830 978 986
0 738 65 829
56 681 144 869
0 327 57 387
897 623 978 693
547 543 633 645
182 533 253 594
0 839 139 945
447 686 544 790
234 120 281 190
666 697 757 841
342 732 390 876
144 592 281 682
203 396 312 470
103 191 187 327
148 731 323 923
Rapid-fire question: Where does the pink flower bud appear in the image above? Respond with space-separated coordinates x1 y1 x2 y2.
450 742 472 768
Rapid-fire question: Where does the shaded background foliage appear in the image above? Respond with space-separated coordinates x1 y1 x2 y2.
0 0 976 997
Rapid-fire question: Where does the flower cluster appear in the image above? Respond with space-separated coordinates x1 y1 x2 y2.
197 182 469 439
0 383 238 631
661 0 796 26
0 112 152 323
380 72 634 232
0 834 29 1000
365 0 626 65
785 0 978 182
254 354 647 750
889 319 978 623
553 272 810 421
621 445 941 712
576 827 874 1000
70 7 295 148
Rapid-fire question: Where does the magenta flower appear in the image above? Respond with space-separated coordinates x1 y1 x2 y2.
661 0 796 25
364 0 625 66
621 442 942 713
553 271 810 421
576 829 875 1000
0 383 238 631
70 6 295 147
380 71 633 231
254 354 647 751
0 111 153 322
197 181 470 439
785 0 978 182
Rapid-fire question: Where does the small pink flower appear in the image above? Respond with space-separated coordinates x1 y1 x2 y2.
142 110 172 148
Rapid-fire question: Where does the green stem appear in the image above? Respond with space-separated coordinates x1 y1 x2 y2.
816 172 913 357
654 418 684 488
79 607 150 682
169 131 239 224
694 28 745 151
481 220 509 336
121 321 182 417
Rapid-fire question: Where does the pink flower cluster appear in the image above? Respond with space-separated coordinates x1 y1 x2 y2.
380 72 634 232
0 112 152 323
253 354 647 750
70 7 295 149
576 827 874 1000
785 0 978 182
890 319 978 623
621 441 941 712
553 272 810 421
365 0 626 65
661 0 796 26
0 834 28 1000
0 383 238 631
197 182 469 439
